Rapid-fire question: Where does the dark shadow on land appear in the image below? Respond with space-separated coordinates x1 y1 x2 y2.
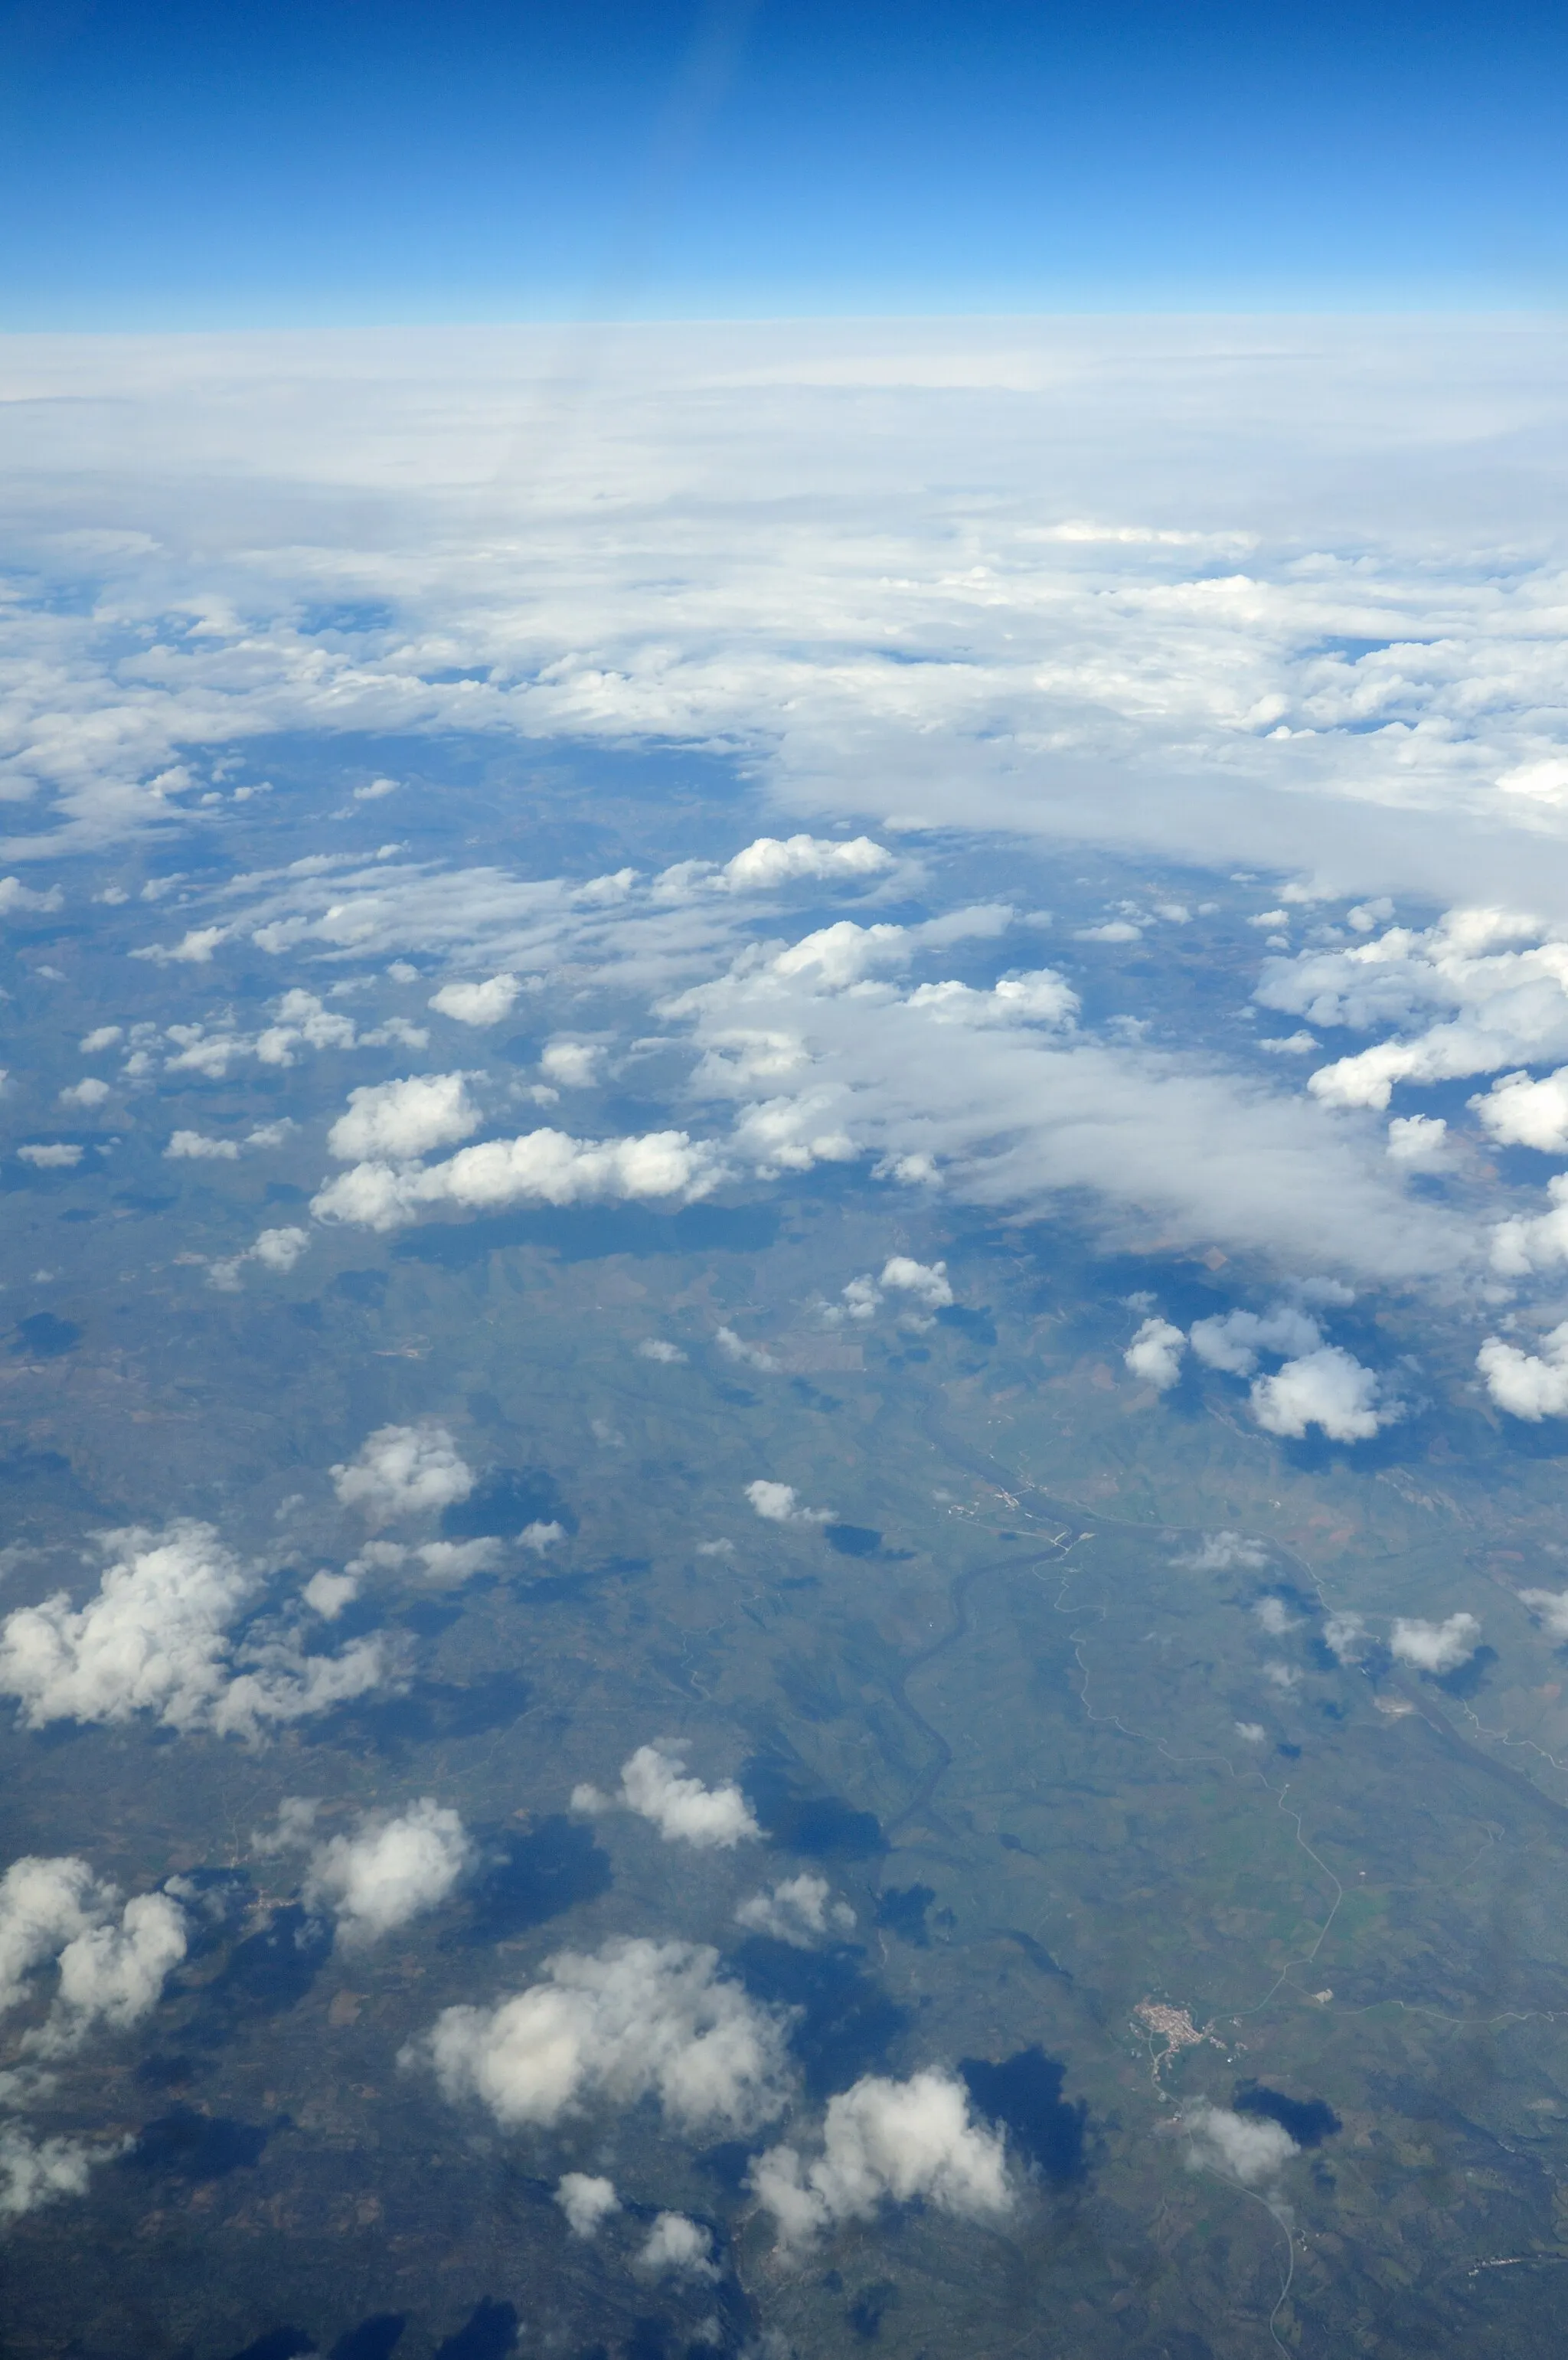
11 1312 81 1356
332 1267 387 1305
327 1670 531 1754
433 2299 519 2360
330 2321 406 2360
0 1445 103 1520
741 1750 885 1861
204 1904 332 2021
824 1524 881 1558
394 1200 779 1270
453 1816 612 1944
1436 1643 1498 1700
960 2047 1089 2184
694 2140 753 2195
733 1937 909 2100
1234 2081 1342 2147
848 2280 898 2342
220 2334 315 2360
442 1466 575 1541
934 1303 997 1348
874 1884 934 1947
124 2104 276 2181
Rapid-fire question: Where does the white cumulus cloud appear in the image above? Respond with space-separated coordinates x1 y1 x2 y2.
1472 1067 1568 1152
332 1424 475 1523
302 1799 471 1947
722 835 892 891
746 1479 832 1525
635 2211 718 2281
555 2172 619 2237
1182 2102 1298 2186
750 2070 1011 2250
735 1874 855 1947
0 1522 386 1741
327 1072 481 1163
1250 1346 1392 1442
0 2126 112 2222
429 974 522 1026
1478 1322 1568 1418
35 1891 188 2055
1189 1305 1322 1377
572 1743 760 1849
1389 1612 1481 1673
412 1936 790 2133
1517 1587 1568 1639
1125 1317 1185 1391
313 1126 724 1232
879 1255 954 1308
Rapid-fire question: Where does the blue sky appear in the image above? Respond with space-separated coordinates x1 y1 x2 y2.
2 0 1564 325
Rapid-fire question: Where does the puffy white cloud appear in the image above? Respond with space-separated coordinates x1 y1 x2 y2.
0 1854 186 2058
1269 911 1568 1111
413 1936 790 2133
303 1799 471 1947
1189 1306 1322 1377
1491 1178 1568 1278
722 835 891 891
1472 1068 1568 1152
1250 1346 1392 1442
1125 1317 1186 1391
1253 1597 1297 1636
1390 1612 1481 1673
57 1077 109 1110
314 1126 724 1232
751 2070 1011 2250
1234 1721 1267 1742
639 1338 687 1363
540 1039 604 1087
1174 1531 1268 1571
429 974 521 1026
903 970 1079 1029
770 921 908 992
555 2172 619 2237
716 1325 779 1372
1518 1587 1568 1639
745 1480 832 1525
332 1424 475 1523
0 1857 104 2017
0 1522 387 1741
250 1225 310 1273
252 1796 321 1855
1387 1113 1448 1164
1182 2103 1298 2186
17 1143 82 1169
166 1129 240 1161
302 1571 358 1619
0 877 63 916
207 1224 312 1290
735 1874 855 1947
635 2212 718 2281
35 1891 188 2054
520 1520 565 1554
79 1026 122 1054
879 1255 953 1309
327 1073 481 1163
1322 1611 1366 1662
1478 1322 1568 1417
572 1743 760 1849
0 2126 109 2222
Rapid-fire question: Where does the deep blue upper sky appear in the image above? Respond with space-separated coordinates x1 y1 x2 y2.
2 0 1564 325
